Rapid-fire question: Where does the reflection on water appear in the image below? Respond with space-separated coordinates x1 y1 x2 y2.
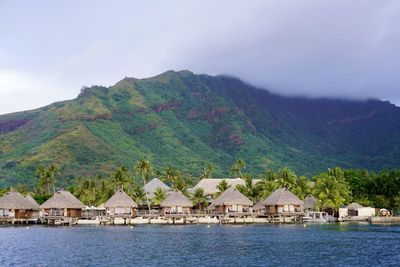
0 224 399 266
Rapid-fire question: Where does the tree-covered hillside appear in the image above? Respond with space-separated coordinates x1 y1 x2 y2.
0 70 399 187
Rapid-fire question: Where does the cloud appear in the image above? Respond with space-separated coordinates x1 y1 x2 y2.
0 0 399 114
0 69 76 114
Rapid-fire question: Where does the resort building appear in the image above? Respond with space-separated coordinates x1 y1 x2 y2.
190 178 261 200
304 194 317 212
0 190 40 222
339 203 376 221
207 187 253 215
40 190 85 218
160 190 193 216
143 178 170 199
104 189 138 218
261 188 304 215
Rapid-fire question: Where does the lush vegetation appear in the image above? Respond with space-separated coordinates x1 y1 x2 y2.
0 70 400 187
1 160 400 214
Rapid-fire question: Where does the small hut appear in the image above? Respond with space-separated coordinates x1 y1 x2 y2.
0 191 39 221
304 194 317 212
161 190 193 215
207 187 253 215
104 189 138 217
40 190 85 218
262 188 303 214
347 202 364 216
143 178 170 199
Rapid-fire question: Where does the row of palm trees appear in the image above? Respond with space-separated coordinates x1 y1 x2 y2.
10 159 394 213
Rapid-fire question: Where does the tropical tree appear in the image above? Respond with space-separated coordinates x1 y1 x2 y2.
312 167 351 214
236 175 259 201
35 165 59 195
199 164 214 179
190 188 208 211
256 179 278 200
229 159 247 178
72 177 97 206
110 165 132 190
275 167 297 190
135 159 153 186
215 179 229 197
170 176 190 196
152 188 167 206
131 184 147 207
292 175 312 199
162 165 181 186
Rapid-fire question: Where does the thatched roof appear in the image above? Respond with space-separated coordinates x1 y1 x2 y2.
304 194 317 210
40 190 85 209
161 190 193 207
347 202 363 210
262 188 303 206
0 191 39 210
25 194 40 210
104 189 138 208
192 178 261 195
252 200 265 211
207 187 252 210
143 178 170 198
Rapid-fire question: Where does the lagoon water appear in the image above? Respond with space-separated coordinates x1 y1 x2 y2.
1 224 399 266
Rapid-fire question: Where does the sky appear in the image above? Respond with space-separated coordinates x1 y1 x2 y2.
1 0 400 115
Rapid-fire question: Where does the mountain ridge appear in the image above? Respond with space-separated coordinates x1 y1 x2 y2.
0 70 399 187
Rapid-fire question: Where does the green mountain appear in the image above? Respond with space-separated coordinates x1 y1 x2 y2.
1 70 399 187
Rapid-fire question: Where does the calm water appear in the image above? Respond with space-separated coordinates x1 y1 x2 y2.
1 224 399 266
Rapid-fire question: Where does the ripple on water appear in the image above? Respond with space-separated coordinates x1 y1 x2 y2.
0 224 399 266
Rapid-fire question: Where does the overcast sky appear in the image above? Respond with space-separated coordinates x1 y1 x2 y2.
1 0 399 115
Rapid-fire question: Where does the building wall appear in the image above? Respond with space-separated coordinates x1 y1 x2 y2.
162 206 191 214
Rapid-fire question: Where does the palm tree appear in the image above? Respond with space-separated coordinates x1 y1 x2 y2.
275 167 296 190
229 159 247 178
111 165 131 190
190 188 208 211
292 175 312 199
131 184 147 207
152 188 167 206
47 164 59 194
163 165 181 186
236 175 258 202
135 160 153 186
170 176 189 196
200 164 214 179
312 168 351 214
215 179 229 197
256 179 278 200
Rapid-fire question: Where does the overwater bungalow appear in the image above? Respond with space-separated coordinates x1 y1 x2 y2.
207 187 253 215
0 190 40 223
40 190 85 218
143 178 170 199
161 190 193 216
261 188 304 215
304 194 317 212
104 189 138 218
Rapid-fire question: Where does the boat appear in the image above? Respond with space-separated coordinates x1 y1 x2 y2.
303 211 334 223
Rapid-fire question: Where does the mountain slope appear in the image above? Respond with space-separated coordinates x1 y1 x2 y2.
0 70 399 186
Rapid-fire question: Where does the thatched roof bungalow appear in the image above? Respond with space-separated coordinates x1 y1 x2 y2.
207 187 253 215
261 188 303 214
0 191 39 219
143 178 170 199
161 190 193 215
104 189 138 217
304 194 317 212
40 190 85 217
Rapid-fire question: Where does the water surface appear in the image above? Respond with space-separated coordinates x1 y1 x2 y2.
1 224 399 266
